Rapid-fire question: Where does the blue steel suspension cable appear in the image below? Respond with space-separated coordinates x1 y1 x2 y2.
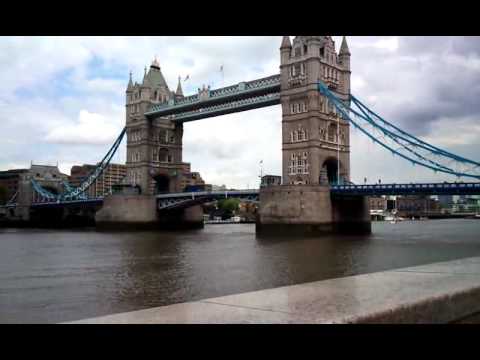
32 127 127 201
351 97 455 173
323 83 461 167
63 127 126 198
349 94 480 174
351 95 480 167
317 82 480 180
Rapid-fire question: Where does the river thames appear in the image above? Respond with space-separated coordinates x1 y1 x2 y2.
1 219 479 323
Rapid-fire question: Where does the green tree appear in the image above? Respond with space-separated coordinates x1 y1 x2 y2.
217 198 240 214
0 185 7 205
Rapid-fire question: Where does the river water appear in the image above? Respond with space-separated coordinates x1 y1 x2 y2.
1 219 479 323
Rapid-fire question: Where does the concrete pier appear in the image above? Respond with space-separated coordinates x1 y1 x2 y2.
95 194 159 230
256 185 371 236
67 256 480 324
95 194 204 230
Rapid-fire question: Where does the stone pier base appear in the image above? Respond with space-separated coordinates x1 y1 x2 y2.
95 194 159 230
95 194 204 230
256 185 371 236
157 205 204 230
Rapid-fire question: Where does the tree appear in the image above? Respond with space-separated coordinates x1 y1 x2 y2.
217 198 240 216
0 185 7 205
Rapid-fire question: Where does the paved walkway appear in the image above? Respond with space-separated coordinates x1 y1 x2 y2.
67 256 480 324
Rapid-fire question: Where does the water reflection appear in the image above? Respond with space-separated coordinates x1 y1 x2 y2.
0 219 479 323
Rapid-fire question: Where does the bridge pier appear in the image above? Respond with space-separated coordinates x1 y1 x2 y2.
256 185 371 236
95 194 158 230
95 194 204 230
157 205 204 230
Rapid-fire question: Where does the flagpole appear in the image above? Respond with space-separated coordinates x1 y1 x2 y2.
221 64 224 87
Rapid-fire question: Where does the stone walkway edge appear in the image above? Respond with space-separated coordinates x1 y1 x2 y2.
66 256 480 324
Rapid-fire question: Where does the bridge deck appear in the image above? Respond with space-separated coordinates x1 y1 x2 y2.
144 74 280 121
330 182 480 196
17 182 480 208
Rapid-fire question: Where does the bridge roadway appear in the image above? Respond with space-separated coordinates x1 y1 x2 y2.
144 74 281 122
5 182 478 209
156 182 480 210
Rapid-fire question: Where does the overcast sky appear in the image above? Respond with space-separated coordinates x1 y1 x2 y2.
0 36 479 188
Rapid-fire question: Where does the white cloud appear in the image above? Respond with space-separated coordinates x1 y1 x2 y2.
44 110 122 145
1 36 479 187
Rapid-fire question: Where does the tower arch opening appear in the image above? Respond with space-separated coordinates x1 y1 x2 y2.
320 157 340 185
153 174 170 194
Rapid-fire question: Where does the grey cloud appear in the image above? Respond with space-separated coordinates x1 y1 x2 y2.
350 37 480 139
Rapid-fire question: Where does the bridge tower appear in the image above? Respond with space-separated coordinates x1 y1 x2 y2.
258 36 369 236
280 36 351 185
125 58 185 195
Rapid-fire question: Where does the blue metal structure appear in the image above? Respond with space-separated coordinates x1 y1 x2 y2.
330 182 480 196
157 190 259 210
317 81 480 181
30 128 126 203
156 182 480 210
30 198 104 208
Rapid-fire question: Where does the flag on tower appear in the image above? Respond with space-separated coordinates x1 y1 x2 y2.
184 75 190 82
220 64 224 73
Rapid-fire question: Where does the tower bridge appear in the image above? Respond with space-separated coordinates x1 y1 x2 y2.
3 36 480 232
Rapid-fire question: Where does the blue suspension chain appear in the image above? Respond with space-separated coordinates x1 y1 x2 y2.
317 81 480 180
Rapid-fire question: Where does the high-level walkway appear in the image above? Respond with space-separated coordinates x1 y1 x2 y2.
68 256 480 324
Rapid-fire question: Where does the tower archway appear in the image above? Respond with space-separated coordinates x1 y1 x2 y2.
320 157 341 185
153 174 170 194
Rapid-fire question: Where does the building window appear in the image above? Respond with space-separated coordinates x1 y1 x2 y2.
295 47 301 57
320 47 325 57
289 152 309 175
303 44 308 54
167 155 173 163
328 123 338 143
294 63 301 76
158 130 166 143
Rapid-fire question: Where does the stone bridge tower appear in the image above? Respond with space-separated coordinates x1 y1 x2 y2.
280 36 351 186
125 59 185 195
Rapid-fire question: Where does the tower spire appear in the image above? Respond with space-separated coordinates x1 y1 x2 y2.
339 36 350 55
151 56 160 69
280 36 292 49
127 70 133 90
176 76 184 97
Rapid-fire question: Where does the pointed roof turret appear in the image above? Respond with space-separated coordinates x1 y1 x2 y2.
143 57 168 89
176 76 184 97
127 71 133 90
142 66 148 85
339 36 350 55
280 36 292 49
